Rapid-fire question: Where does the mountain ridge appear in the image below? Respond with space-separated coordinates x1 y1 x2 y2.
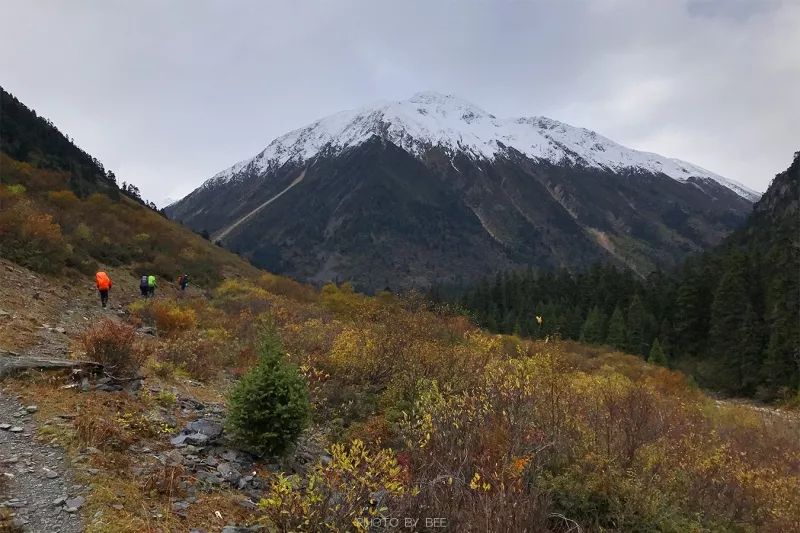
167 92 758 290
198 91 759 201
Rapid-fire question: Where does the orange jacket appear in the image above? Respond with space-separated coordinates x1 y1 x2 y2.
95 271 112 291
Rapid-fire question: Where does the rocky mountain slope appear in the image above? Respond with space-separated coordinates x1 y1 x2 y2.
167 92 759 290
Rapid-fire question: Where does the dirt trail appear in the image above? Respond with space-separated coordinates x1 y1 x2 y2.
0 259 136 532
0 392 86 532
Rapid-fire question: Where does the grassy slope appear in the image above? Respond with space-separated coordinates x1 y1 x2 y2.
0 153 261 289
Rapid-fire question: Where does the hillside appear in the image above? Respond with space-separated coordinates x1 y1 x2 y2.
0 87 260 286
1 256 799 532
457 152 800 399
1 88 118 199
167 92 756 291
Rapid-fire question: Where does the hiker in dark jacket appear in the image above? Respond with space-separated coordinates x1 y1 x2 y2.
140 275 149 297
178 273 189 291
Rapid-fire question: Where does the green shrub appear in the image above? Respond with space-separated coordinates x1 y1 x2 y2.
226 328 310 456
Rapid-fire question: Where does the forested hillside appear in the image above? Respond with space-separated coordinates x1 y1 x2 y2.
0 86 259 285
1 87 118 198
457 152 800 400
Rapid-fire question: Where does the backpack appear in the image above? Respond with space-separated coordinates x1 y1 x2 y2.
96 272 111 290
140 275 148 288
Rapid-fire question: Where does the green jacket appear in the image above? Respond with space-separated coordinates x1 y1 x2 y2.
147 275 157 288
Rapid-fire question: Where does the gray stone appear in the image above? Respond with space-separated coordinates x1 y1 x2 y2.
217 462 241 483
52 496 67 506
0 423 11 430
9 426 23 432
172 500 190 511
137 326 156 336
164 450 183 466
25 405 38 413
187 419 223 440
2 499 27 508
238 499 258 510
64 496 85 512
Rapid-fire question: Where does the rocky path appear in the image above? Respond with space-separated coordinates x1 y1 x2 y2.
0 262 114 533
0 393 86 532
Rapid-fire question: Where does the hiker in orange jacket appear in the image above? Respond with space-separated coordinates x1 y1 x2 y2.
95 271 112 308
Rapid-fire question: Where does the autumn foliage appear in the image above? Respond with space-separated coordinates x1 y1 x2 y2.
79 318 142 377
0 153 259 284
139 279 799 532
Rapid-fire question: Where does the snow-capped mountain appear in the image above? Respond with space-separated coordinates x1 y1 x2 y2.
204 91 758 201
167 92 758 290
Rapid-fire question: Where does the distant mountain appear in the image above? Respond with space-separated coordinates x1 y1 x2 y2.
166 92 758 290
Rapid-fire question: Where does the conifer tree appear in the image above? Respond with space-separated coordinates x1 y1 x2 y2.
658 318 673 360
648 338 668 366
708 253 748 364
580 306 606 344
605 305 628 351
627 293 649 356
737 303 764 395
673 262 709 357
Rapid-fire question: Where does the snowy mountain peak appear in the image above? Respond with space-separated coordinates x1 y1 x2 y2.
205 92 759 201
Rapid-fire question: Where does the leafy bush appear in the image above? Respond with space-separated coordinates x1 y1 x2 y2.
226 328 310 456
260 439 407 531
0 191 67 272
155 329 231 381
79 319 141 377
129 300 197 337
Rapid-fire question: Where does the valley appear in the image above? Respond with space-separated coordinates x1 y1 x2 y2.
1 76 798 532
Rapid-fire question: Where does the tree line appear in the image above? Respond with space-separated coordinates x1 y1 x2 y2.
449 154 799 401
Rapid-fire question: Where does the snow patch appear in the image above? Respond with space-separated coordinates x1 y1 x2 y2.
202 91 759 202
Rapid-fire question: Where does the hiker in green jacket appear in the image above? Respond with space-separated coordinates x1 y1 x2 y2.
147 274 157 297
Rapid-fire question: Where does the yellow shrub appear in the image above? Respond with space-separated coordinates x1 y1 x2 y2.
260 440 407 532
130 300 197 337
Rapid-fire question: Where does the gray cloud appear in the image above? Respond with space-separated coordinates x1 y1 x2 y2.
1 0 797 205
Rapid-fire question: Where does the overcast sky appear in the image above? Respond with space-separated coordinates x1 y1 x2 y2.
2 0 797 205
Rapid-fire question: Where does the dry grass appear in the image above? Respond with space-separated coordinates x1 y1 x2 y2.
79 319 142 377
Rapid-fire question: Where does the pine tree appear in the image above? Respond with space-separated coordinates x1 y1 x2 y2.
658 318 673 360
708 253 748 362
648 338 668 366
737 303 764 395
627 293 649 356
759 239 800 397
673 260 711 358
580 306 606 344
605 305 628 351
